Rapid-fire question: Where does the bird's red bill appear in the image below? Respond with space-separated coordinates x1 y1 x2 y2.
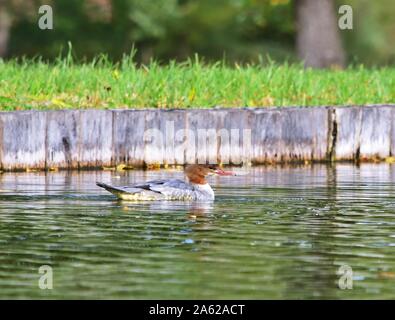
214 169 236 176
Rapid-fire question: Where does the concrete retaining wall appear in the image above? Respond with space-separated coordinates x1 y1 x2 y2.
0 105 394 170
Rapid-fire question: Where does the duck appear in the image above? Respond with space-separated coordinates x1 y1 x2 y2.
96 164 236 201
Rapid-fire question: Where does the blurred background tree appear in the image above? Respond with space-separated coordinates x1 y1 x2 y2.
295 0 345 68
0 0 394 67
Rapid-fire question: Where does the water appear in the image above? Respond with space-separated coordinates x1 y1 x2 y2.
1 164 395 299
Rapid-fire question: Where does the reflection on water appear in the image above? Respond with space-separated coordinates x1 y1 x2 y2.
0 164 395 299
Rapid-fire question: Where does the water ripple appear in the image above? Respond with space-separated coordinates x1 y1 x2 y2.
0 164 395 299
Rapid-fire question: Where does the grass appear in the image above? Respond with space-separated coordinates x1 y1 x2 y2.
0 54 394 110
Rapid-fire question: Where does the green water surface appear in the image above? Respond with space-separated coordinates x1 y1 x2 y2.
0 164 394 299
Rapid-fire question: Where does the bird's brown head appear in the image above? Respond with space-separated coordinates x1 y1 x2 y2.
184 164 236 184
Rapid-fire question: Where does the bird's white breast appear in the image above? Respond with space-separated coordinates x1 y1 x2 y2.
192 183 215 200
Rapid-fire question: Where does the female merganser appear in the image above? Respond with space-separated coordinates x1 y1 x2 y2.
96 164 235 201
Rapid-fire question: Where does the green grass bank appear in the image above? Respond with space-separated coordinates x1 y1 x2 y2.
0 56 394 110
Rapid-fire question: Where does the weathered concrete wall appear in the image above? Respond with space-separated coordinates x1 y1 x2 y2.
334 106 394 161
0 105 394 171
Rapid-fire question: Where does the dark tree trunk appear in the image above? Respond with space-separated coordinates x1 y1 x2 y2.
0 5 11 58
295 0 345 68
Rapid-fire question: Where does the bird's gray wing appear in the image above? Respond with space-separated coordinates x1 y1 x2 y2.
132 179 192 191
96 182 145 194
147 179 196 198
109 179 180 193
98 179 195 198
